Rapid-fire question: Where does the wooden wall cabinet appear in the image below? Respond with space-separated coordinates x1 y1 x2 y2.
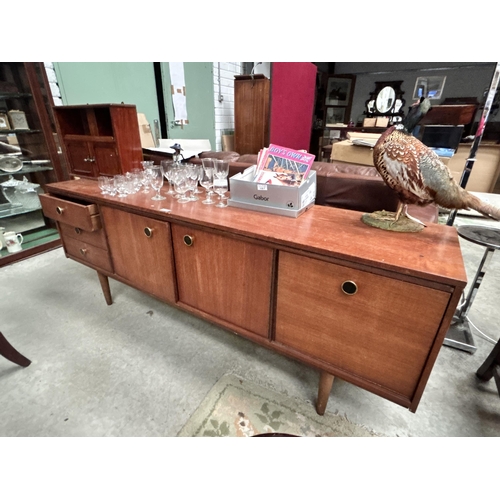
53 104 143 178
234 75 270 155
40 179 467 415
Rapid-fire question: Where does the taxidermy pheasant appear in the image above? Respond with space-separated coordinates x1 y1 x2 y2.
372 98 500 229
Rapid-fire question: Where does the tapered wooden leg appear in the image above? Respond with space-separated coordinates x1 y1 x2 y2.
97 271 113 305
0 331 31 367
316 371 335 415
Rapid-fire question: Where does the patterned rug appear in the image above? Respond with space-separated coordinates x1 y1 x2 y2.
177 374 380 437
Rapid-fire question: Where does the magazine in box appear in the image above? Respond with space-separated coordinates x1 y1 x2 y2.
254 144 315 186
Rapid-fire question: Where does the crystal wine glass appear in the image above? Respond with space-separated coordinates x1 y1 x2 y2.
104 176 117 196
114 175 129 198
213 159 229 199
98 175 108 193
171 167 191 203
193 163 203 194
185 163 200 202
213 178 228 208
141 161 154 193
200 164 215 204
161 160 177 196
149 165 166 200
129 169 144 194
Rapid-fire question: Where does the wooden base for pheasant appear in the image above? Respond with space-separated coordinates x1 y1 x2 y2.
361 210 424 233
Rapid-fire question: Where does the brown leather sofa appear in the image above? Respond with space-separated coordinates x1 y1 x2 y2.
143 149 438 223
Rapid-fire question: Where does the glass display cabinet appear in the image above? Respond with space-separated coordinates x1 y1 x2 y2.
0 62 67 267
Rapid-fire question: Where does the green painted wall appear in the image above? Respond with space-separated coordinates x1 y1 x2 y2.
52 62 216 148
53 62 160 130
160 62 216 149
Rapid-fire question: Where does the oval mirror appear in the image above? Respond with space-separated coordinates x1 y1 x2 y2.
376 86 396 114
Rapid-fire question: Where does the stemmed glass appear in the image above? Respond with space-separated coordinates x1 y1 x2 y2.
161 160 177 196
213 177 228 208
149 165 166 200
200 164 215 204
114 175 129 198
193 164 203 194
201 158 216 203
185 163 200 202
129 169 144 194
98 176 108 193
213 159 229 201
141 161 154 193
171 167 191 203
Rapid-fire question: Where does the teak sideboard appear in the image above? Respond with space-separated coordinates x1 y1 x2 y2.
40 179 467 414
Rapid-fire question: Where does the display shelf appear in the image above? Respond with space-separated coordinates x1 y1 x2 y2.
0 129 43 135
0 165 53 177
0 92 32 99
0 204 42 219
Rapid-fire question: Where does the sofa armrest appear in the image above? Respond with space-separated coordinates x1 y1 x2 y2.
199 151 241 162
314 169 400 213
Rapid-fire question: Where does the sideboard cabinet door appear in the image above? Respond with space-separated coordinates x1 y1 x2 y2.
101 206 176 303
275 251 451 400
171 224 273 338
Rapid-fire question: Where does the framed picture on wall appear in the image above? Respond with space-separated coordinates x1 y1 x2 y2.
325 106 346 126
325 75 354 106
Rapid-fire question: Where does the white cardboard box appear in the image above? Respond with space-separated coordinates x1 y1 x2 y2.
228 166 316 218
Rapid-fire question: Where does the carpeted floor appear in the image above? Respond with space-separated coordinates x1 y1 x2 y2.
178 374 380 437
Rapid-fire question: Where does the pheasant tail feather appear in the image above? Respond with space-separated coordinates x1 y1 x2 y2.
466 193 500 220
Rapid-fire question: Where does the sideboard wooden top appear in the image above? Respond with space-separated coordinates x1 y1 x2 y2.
46 178 468 288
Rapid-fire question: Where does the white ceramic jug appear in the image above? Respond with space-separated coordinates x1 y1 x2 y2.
3 231 23 253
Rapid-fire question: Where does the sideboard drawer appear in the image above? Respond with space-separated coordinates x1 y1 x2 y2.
58 222 108 250
39 193 101 232
63 235 113 272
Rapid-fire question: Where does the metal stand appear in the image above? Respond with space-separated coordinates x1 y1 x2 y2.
444 225 500 353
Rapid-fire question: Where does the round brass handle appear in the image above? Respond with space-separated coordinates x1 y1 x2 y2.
144 227 153 238
56 206 64 215
79 248 87 257
341 280 358 295
74 227 82 235
183 235 194 247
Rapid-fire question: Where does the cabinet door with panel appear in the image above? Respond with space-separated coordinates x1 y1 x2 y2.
171 224 274 338
275 251 451 401
101 206 176 303
93 143 121 176
64 141 94 176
